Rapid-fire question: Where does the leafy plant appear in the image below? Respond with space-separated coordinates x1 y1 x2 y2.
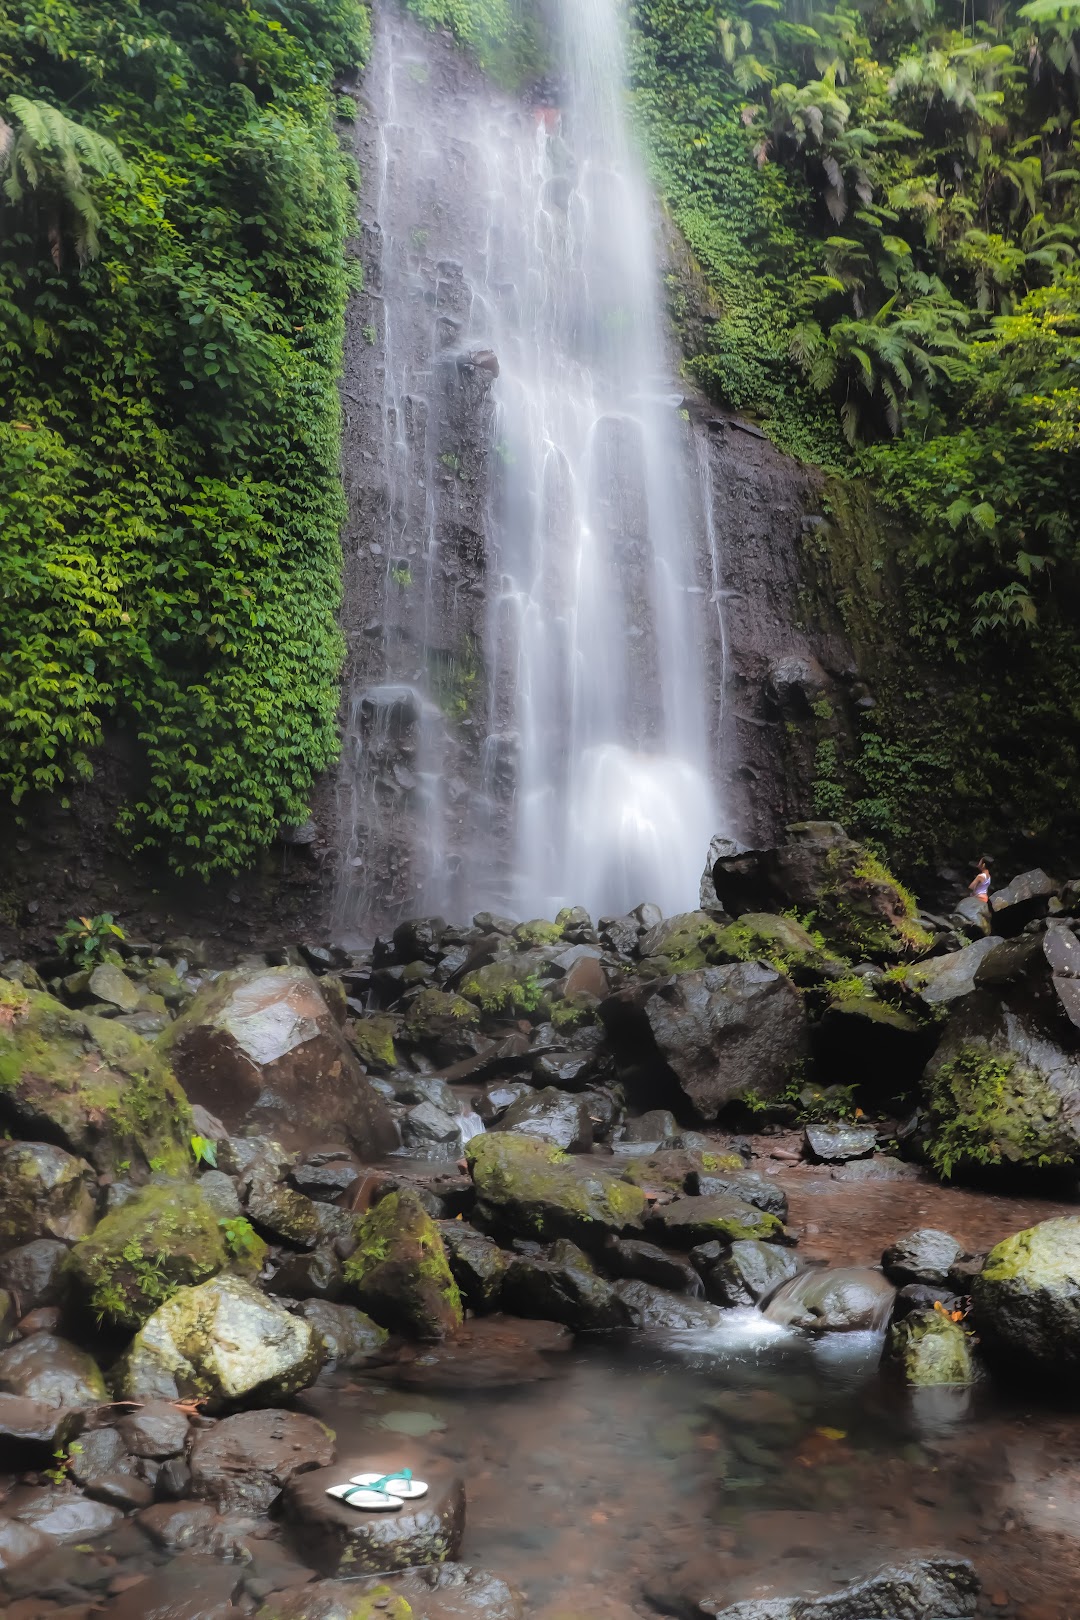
190 1134 217 1168
391 565 413 587
56 912 125 970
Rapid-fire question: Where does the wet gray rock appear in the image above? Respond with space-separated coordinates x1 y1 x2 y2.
162 964 398 1156
648 1194 788 1249
258 1566 525 1620
296 1300 389 1366
763 1267 895 1334
0 1514 51 1572
989 868 1057 935
189 1409 335 1513
117 1399 191 1458
0 1393 84 1464
621 1110 679 1145
602 1234 704 1295
0 1333 106 1406
195 1169 242 1220
69 1425 134 1484
0 1140 97 1246
473 1081 531 1125
401 1100 464 1155
7 1485 122 1543
438 1222 507 1311
496 1087 592 1152
694 1238 798 1306
803 1124 878 1163
692 1169 788 1219
702 1558 978 1619
613 1279 724 1331
973 1215 1080 1378
0 1239 70 1313
530 1047 608 1091
882 1229 963 1289
291 1157 363 1201
116 1274 324 1409
99 1557 244 1619
246 1166 321 1249
267 1246 345 1302
88 961 140 1012
86 1471 155 1511
502 1239 631 1331
639 963 808 1120
906 937 998 1007
284 1454 466 1575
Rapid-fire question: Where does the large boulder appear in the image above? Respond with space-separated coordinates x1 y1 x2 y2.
762 1267 895 1333
296 1300 389 1367
344 1189 463 1340
887 1307 976 1387
495 1087 592 1152
634 963 808 1119
189 1408 334 1513
465 1132 647 1249
648 1194 788 1249
698 1559 978 1620
284 1454 466 1576
694 1238 798 1306
0 980 192 1178
973 1216 1080 1378
881 1229 963 1289
161 965 397 1155
0 1140 97 1247
66 1183 228 1330
115 1273 324 1409
502 1239 631 1330
438 1223 507 1311
921 989 1080 1177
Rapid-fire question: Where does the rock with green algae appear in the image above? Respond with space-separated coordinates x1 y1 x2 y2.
0 1140 97 1246
647 1194 789 1249
349 1013 400 1074
67 1182 228 1331
973 1216 1080 1378
765 822 932 958
0 978 192 1179
921 988 1080 1178
713 912 843 980
257 1580 414 1620
511 918 565 947
161 965 397 1155
887 1307 976 1386
400 990 480 1063
457 953 552 1018
465 1132 647 1248
115 1273 324 1409
256 1567 525 1620
637 910 729 974
344 1188 463 1340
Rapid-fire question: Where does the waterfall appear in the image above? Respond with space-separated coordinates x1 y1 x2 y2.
334 2 731 939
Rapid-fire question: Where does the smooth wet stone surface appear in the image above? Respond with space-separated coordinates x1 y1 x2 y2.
881 1228 963 1288
0 1334 106 1407
803 1125 879 1163
7 1486 122 1543
0 1516 51 1571
0 1140 98 1245
261 1564 526 1620
98 1556 244 1619
189 1409 335 1512
284 1453 466 1575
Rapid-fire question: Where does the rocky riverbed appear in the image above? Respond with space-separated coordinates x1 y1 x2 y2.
0 821 1079 1619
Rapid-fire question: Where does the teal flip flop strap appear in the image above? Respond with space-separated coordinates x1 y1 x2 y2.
366 1469 413 1497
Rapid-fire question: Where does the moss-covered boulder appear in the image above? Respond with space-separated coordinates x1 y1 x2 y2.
768 823 931 958
638 911 729 975
0 1140 97 1247
712 913 840 980
116 1273 324 1409
344 1189 463 1341
0 979 192 1179
973 1216 1080 1378
512 919 565 948
400 990 480 1064
921 990 1080 1178
647 1194 788 1249
465 1132 647 1248
350 1014 400 1074
887 1307 976 1386
67 1183 227 1331
458 954 551 1018
162 966 397 1155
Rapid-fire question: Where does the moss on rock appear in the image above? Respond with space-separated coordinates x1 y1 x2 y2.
887 1307 976 1386
0 978 192 1178
713 912 840 979
466 1131 647 1245
512 918 565 947
400 989 478 1044
973 1217 1080 1377
68 1182 228 1330
344 1189 463 1340
350 1015 399 1073
925 1042 1074 1180
458 958 550 1016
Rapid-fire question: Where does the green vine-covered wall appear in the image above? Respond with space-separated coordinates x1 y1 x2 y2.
0 0 370 875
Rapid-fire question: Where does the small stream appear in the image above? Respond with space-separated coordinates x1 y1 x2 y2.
294 1173 1080 1620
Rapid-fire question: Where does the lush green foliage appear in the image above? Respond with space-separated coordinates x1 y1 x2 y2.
0 0 369 873
404 0 543 84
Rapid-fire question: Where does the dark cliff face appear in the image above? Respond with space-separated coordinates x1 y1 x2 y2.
0 10 875 955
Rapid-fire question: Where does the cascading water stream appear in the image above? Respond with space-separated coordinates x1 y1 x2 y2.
334 1 732 937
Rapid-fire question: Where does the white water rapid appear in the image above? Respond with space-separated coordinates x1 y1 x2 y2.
335 1 732 936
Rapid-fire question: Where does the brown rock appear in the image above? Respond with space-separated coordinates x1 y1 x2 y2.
189 1409 334 1513
284 1452 465 1577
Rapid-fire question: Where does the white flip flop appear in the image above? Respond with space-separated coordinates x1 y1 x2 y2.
348 1468 429 1500
325 1482 403 1511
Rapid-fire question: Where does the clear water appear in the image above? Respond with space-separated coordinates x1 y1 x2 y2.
335 1 729 935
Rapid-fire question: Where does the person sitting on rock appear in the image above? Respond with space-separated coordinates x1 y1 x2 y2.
968 858 992 904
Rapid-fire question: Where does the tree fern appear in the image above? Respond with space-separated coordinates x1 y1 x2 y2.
0 96 128 263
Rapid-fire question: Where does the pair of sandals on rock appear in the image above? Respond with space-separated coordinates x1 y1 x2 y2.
327 1469 429 1512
